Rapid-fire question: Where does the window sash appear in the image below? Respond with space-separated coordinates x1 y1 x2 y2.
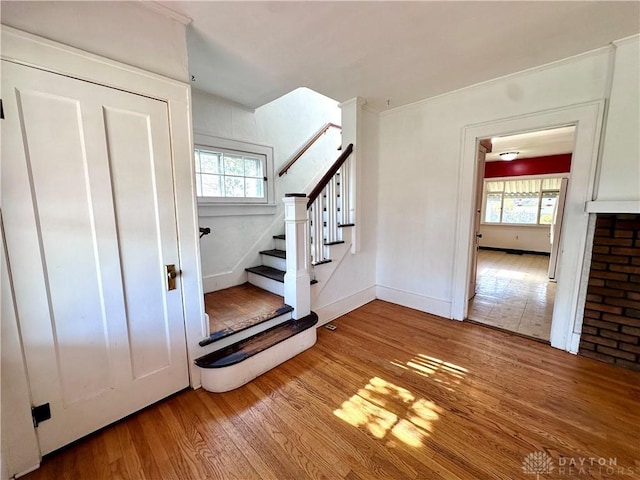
482 177 562 225
195 146 267 203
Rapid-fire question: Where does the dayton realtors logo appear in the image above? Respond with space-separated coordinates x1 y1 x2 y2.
522 452 636 478
522 451 554 479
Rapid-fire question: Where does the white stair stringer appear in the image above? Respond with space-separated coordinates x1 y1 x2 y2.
311 226 353 296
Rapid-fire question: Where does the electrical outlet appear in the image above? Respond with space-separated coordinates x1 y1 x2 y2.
325 324 337 331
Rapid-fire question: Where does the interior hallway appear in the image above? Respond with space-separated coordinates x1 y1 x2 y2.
468 249 555 341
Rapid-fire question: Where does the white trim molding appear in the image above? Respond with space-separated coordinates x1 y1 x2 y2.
376 285 452 320
314 286 377 326
585 200 640 214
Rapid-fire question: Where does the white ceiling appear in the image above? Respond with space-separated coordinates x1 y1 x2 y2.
158 1 640 111
486 126 576 162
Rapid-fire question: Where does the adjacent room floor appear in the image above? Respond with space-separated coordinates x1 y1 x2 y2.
24 300 639 480
467 249 555 341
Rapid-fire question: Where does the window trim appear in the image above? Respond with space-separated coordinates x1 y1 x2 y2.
481 174 568 226
194 132 276 217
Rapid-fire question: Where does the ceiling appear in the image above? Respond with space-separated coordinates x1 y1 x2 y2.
158 1 640 111
486 126 576 162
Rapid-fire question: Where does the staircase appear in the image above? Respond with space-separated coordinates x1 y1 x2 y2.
195 141 354 393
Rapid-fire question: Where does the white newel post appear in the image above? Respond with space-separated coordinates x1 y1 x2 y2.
283 194 311 319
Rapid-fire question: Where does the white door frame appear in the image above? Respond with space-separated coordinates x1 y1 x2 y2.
451 101 605 353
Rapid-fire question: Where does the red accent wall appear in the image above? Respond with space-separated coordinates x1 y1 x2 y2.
484 154 572 178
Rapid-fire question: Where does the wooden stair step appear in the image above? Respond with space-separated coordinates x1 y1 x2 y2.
259 249 286 259
246 265 284 282
198 304 294 347
246 265 318 285
195 312 319 369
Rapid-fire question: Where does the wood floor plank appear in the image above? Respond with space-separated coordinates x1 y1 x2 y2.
24 300 640 480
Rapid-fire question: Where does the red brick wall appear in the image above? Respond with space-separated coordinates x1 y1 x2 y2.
579 214 640 371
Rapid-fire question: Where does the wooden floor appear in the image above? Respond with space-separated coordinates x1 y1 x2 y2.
26 300 640 480
205 283 284 336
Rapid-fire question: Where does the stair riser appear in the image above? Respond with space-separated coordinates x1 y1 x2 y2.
200 327 317 392
274 238 286 251
261 254 286 271
247 272 284 296
201 311 293 354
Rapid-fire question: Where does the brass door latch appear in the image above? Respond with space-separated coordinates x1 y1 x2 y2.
166 264 179 291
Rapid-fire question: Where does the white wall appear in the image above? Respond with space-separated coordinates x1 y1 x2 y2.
376 48 613 318
0 1 188 82
193 88 342 293
595 35 640 203
479 224 551 253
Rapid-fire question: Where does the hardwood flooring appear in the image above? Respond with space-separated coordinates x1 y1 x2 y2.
205 283 284 336
25 300 640 480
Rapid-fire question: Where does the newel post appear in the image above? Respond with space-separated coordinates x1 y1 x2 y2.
283 194 311 318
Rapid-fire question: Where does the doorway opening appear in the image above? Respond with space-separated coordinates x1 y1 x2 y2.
467 126 576 342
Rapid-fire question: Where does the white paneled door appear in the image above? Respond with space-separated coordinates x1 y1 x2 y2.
1 61 189 455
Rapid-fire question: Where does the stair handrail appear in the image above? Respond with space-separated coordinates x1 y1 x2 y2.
306 143 354 209
278 122 342 177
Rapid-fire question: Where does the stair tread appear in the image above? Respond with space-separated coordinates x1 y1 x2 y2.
312 259 332 266
260 249 286 259
198 304 294 347
247 265 318 287
195 312 319 369
246 265 285 282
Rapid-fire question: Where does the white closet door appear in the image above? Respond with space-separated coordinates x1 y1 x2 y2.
1 60 189 454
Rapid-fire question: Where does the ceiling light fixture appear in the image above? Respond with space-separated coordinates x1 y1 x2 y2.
499 152 519 161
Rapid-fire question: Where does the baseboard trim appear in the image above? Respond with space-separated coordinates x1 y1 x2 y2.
314 286 376 326
478 246 550 256
376 285 452 319
203 271 246 294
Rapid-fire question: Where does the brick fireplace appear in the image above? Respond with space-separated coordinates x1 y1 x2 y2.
579 214 640 371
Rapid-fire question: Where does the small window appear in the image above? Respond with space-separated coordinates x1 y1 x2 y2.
193 133 275 215
482 177 562 225
195 148 266 202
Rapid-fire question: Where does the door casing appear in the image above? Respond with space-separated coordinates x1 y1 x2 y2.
452 102 605 353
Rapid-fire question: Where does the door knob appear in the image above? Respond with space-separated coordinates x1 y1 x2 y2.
166 264 179 291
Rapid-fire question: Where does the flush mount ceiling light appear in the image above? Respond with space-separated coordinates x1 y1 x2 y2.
499 152 519 161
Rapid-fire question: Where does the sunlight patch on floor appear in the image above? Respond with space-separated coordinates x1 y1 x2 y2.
484 267 527 280
333 377 442 447
398 354 468 393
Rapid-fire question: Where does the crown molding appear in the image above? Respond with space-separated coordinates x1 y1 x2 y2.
138 1 192 26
